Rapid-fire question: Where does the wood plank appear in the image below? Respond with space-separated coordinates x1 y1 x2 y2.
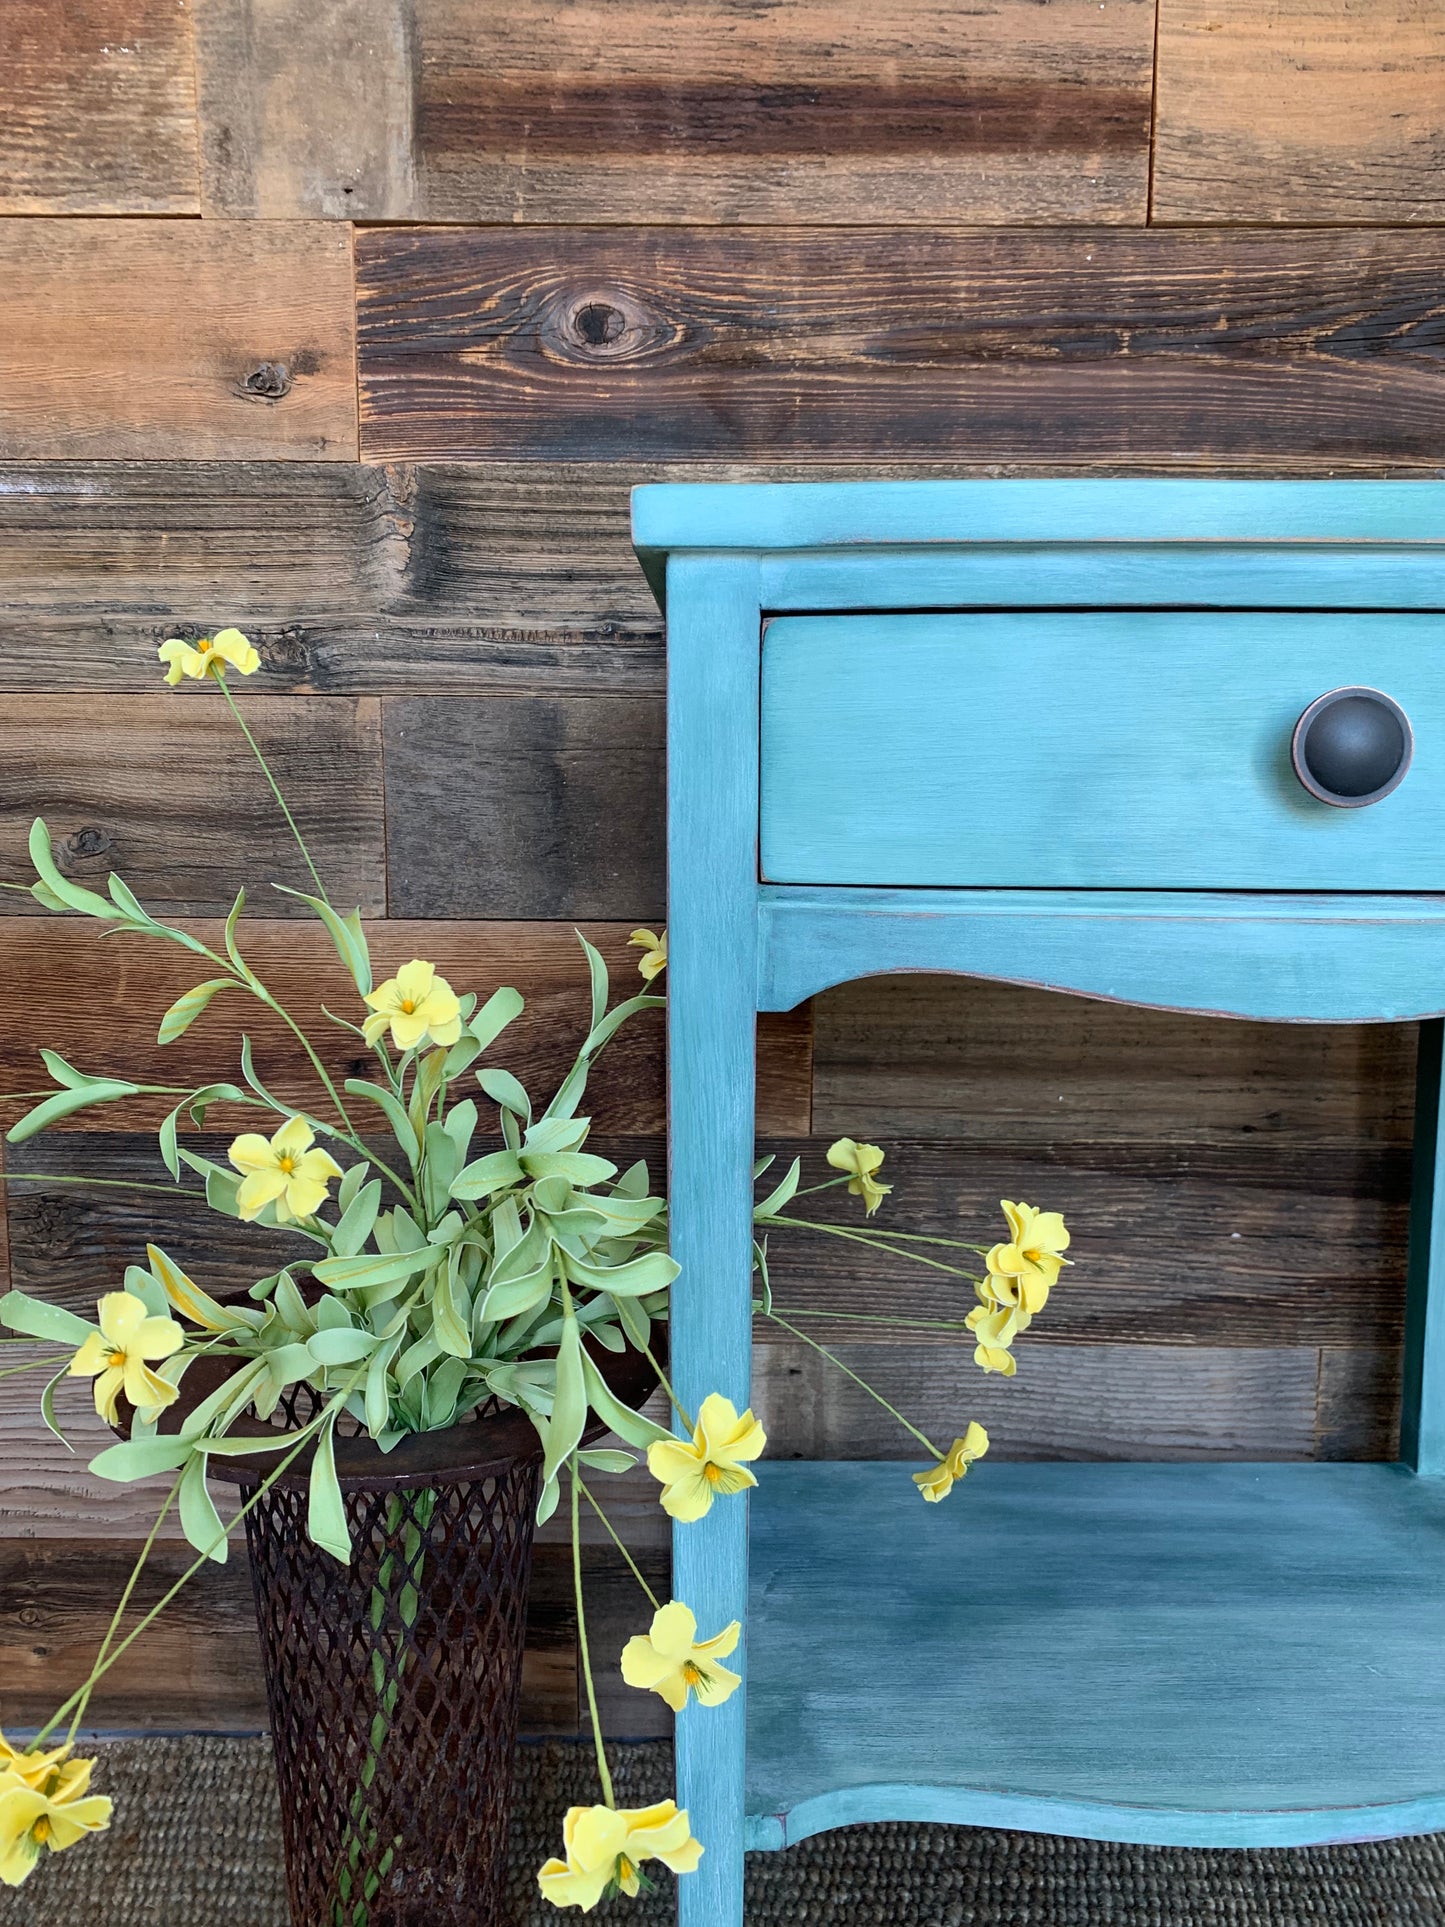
384 696 664 920
194 0 416 218
0 926 810 1138
356 227 1445 465
1317 1345 1402 1461
580 1547 673 1741
0 1539 583 1735
0 221 356 461
412 0 1152 226
1154 0 1445 225
812 974 1416 1146
0 0 199 214
756 1139 1408 1350
752 1341 1324 1460
0 697 384 921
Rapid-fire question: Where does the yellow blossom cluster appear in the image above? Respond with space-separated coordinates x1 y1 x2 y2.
965 1200 1071 1377
0 1737 111 1888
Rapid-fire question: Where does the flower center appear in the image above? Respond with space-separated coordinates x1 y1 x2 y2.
399 998 416 1013
196 638 213 653
108 1350 126 1369
681 1661 705 1685
32 1816 51 1843
617 1855 635 1883
703 1462 724 1484
277 1155 296 1174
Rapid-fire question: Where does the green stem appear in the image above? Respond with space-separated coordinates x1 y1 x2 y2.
576 1473 661 1611
0 1171 207 1199
66 1480 180 1742
0 1354 72 1378
767 1214 981 1281
765 1306 978 1334
217 676 331 907
642 1343 693 1434
572 1462 614 1808
764 1309 943 1459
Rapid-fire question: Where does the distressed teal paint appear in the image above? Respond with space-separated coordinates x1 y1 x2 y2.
761 612 1445 890
664 553 759 1927
638 480 1445 1918
745 1463 1445 1850
756 888 1445 1023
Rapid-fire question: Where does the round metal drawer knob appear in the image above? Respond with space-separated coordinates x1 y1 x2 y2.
1291 686 1413 808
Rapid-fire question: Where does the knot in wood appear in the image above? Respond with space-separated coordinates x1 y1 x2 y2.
574 301 626 347
543 286 679 366
65 824 114 862
238 361 293 401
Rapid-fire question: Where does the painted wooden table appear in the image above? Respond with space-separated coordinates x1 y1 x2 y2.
632 480 1445 1927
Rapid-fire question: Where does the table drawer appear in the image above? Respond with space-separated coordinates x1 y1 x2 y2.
759 612 1445 890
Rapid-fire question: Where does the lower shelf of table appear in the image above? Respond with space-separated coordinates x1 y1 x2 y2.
743 1460 1445 1850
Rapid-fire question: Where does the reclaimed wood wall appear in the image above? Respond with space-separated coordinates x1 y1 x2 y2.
2 0 1442 1739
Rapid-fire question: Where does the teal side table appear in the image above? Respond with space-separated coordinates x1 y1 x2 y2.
632 480 1445 1927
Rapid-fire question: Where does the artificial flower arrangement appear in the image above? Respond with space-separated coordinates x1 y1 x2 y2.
0 630 1071 1908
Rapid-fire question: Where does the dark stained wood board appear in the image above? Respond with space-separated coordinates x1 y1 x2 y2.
0 0 199 215
0 697 385 920
356 227 1445 464
190 0 1153 225
0 926 811 1138
1153 0 1445 225
0 221 357 461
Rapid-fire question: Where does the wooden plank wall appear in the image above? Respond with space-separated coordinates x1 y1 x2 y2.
1 0 1441 1739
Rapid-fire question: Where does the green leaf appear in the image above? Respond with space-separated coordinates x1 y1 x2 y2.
308 1327 377 1367
239 1035 287 1112
312 1247 442 1293
470 985 524 1054
535 1473 560 1527
179 1456 228 1564
423 1354 467 1430
331 1178 381 1258
430 1267 471 1360
478 1065 532 1122
561 1248 680 1299
581 1353 672 1450
158 978 236 1046
579 930 609 1033
343 1078 420 1165
753 1236 773 1316
107 871 157 925
38 1050 90 1090
611 1290 653 1350
204 1165 243 1219
223 888 247 975
364 1333 401 1437
754 1155 802 1221
581 993 665 1059
28 818 120 921
7 1078 140 1143
442 1097 478 1170
477 1253 554 1325
0 1290 94 1346
336 1158 371 1216
30 879 68 912
89 1436 194 1483
523 1151 618 1187
39 1363 74 1451
306 1413 352 1562
273 886 372 996
576 1448 636 1474
451 1148 525 1200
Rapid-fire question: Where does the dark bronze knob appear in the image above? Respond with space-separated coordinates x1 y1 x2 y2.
1291 687 1413 808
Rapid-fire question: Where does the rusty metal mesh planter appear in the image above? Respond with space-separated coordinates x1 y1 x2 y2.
228 1406 545 1927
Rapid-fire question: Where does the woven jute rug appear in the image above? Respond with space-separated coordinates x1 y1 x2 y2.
3 1736 1444 1927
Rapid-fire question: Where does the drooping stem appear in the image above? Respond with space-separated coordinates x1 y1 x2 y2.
576 1473 661 1611
765 1305 978 1335
764 1309 943 1459
765 1214 982 1281
217 676 332 907
572 1460 615 1809
0 1354 72 1378
0 1171 207 1200
642 1343 694 1435
66 1479 181 1742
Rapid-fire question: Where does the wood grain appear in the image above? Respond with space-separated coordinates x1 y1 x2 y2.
410 0 1153 226
1154 0 1445 225
0 697 385 920
384 696 664 920
194 0 416 218
0 926 810 1139
0 0 199 215
356 227 1445 465
0 221 356 461
812 974 1417 1146
752 1340 1326 1461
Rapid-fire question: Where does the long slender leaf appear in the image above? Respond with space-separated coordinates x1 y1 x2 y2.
312 1247 442 1293
344 1078 420 1165
179 1456 228 1563
478 1066 531 1122
6 1078 140 1143
307 1413 352 1561
581 1353 672 1450
273 885 372 995
89 1436 194 1482
158 978 235 1046
0 1290 94 1346
28 819 119 921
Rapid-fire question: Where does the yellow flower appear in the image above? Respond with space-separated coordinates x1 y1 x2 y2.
646 1393 767 1523
68 1290 185 1425
628 928 668 982
965 1303 1020 1377
362 959 463 1052
620 1601 741 1711
0 1751 112 1887
537 1801 702 1911
157 627 260 686
912 1421 989 1502
825 1137 892 1216
0 1737 69 1791
228 1116 343 1224
985 1201 1071 1314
